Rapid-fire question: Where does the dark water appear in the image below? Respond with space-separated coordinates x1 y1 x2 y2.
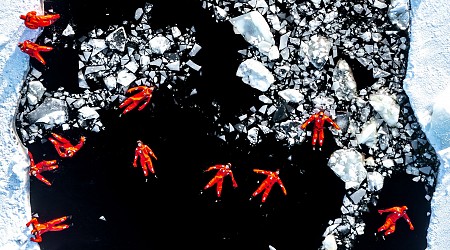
23 0 430 249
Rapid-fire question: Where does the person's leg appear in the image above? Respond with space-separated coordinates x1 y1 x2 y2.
204 177 218 190
261 187 271 202
216 179 224 197
140 158 148 176
319 129 324 147
384 224 396 236
312 130 318 146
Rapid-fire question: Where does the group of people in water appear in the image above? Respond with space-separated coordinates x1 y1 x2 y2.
19 9 414 245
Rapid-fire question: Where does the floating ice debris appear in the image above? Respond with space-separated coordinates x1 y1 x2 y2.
62 24 75 37
78 106 100 120
88 39 107 57
369 93 400 127
103 76 117 90
303 35 332 70
26 80 46 106
388 0 410 30
236 58 275 92
27 97 68 126
321 234 338 250
278 89 304 103
349 188 366 204
214 6 228 20
328 148 367 190
105 27 127 52
356 118 378 148
229 11 278 59
373 0 388 9
117 70 137 87
247 127 260 144
17 2 201 143
366 171 384 192
186 60 202 71
149 36 171 54
189 43 202 57
331 59 357 102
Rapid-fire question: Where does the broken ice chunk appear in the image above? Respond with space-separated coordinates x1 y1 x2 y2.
135 7 144 20
332 59 357 101
373 0 388 8
369 93 400 127
106 27 127 52
117 69 137 87
388 0 410 30
186 60 201 71
189 43 202 57
236 58 275 92
27 80 46 105
229 11 278 59
27 97 68 126
303 35 332 70
214 6 227 20
171 26 181 38
78 106 100 120
328 148 367 189
247 127 260 144
125 61 139 73
321 234 338 250
356 119 379 148
278 89 304 103
88 39 107 57
149 36 171 54
382 159 395 168
78 71 89 89
103 76 117 90
166 61 180 71
350 189 366 204
62 24 75 37
367 171 384 192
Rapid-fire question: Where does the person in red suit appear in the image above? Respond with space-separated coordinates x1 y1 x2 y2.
20 11 60 29
133 140 158 177
119 86 155 116
203 163 238 198
300 110 340 150
378 205 414 236
250 169 287 203
26 215 72 243
28 151 58 186
48 133 86 158
18 40 53 65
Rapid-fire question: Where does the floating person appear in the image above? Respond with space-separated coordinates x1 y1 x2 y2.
26 215 72 243
20 10 60 29
28 151 58 186
300 110 340 150
18 40 53 65
133 140 158 177
377 205 414 236
250 169 287 203
48 133 86 158
119 85 155 115
203 163 238 198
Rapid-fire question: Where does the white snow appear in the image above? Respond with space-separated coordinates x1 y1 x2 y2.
404 0 450 249
0 0 449 249
0 0 42 249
